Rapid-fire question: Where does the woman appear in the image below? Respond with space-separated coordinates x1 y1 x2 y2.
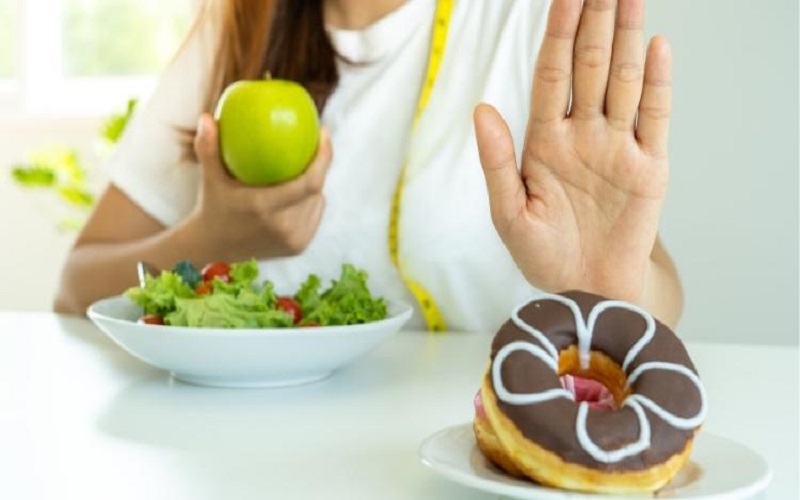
55 0 683 332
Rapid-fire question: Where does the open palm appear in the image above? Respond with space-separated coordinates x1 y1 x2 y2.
475 0 671 301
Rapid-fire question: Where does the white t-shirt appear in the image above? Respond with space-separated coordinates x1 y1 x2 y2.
108 0 550 332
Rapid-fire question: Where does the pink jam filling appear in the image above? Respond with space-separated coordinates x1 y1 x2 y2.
561 375 617 411
473 376 617 420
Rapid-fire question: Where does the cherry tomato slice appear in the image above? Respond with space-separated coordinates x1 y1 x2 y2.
276 297 303 325
195 282 213 296
201 262 231 283
139 314 164 325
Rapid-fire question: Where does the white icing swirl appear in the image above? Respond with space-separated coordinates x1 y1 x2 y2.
492 341 575 405
626 362 708 429
510 303 562 361
576 399 651 463
494 293 707 465
585 300 656 372
516 294 592 368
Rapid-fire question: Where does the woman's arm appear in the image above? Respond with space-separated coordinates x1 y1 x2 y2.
642 237 684 328
55 185 205 315
474 0 684 328
55 117 332 315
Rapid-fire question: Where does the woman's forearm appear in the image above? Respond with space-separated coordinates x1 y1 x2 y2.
638 240 684 329
54 217 211 316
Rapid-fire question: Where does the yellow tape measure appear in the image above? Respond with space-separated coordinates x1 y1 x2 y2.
389 0 455 333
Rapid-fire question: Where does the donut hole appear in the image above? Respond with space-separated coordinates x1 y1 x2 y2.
557 345 630 410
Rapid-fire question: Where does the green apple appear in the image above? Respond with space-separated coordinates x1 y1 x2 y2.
214 78 320 185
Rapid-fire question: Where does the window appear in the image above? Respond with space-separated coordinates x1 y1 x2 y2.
0 0 15 78
0 0 197 116
63 0 194 77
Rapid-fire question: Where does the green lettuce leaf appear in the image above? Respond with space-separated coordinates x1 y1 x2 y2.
213 259 260 296
125 271 195 316
302 264 387 326
258 280 278 309
125 260 386 328
166 293 293 328
231 259 259 286
295 274 322 314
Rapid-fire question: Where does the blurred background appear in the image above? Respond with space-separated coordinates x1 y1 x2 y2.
0 0 195 309
0 0 797 345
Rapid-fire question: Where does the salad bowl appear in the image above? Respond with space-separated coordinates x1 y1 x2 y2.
88 295 413 388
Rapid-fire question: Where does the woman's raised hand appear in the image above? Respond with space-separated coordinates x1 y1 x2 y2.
187 113 332 262
474 0 671 302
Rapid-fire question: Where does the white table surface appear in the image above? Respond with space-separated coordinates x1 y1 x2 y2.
0 312 797 500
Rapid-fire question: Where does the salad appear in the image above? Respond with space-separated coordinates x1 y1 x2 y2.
126 260 388 328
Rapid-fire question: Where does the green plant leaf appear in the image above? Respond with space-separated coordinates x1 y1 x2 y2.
11 165 57 187
101 98 137 144
8 97 138 233
57 185 95 208
27 147 85 183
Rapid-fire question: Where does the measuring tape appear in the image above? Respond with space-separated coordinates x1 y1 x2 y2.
388 0 455 333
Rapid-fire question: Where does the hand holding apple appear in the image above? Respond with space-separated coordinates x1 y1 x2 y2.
214 77 320 185
182 113 332 262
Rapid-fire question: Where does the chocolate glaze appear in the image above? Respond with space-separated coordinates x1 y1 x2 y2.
490 291 703 471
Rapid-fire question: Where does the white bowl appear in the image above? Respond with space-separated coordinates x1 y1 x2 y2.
88 295 413 388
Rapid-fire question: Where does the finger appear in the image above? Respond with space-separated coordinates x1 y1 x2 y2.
265 128 333 209
636 36 672 156
194 113 235 184
298 127 333 194
474 104 526 231
531 0 582 123
571 0 617 119
605 0 645 130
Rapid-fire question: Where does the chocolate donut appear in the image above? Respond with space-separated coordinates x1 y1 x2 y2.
475 291 707 494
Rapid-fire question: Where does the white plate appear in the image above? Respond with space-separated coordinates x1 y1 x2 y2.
420 424 772 499
88 295 412 388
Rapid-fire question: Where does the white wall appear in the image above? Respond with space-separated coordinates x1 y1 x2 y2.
646 0 798 345
0 0 797 345
0 117 100 312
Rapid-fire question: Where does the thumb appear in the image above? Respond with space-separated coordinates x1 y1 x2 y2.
194 113 229 181
474 103 526 230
